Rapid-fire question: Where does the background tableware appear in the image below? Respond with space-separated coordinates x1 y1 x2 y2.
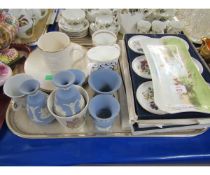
58 18 89 38
88 69 122 95
52 70 85 117
92 30 117 46
137 20 151 34
3 73 32 111
95 15 113 28
151 20 167 34
176 9 210 44
0 11 19 50
20 79 54 124
17 17 34 39
68 69 86 86
88 94 120 131
136 81 167 115
132 55 151 79
61 9 85 24
166 20 183 34
86 9 113 23
87 45 120 72
0 62 12 86
89 13 120 36
37 31 85 74
47 85 89 129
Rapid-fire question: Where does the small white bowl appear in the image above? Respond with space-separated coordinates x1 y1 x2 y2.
47 85 89 129
92 30 117 46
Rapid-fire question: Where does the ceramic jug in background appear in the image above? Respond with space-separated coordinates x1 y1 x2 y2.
200 37 210 62
20 79 55 124
37 31 85 74
52 70 85 117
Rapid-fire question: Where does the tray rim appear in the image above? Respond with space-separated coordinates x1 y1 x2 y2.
6 102 208 138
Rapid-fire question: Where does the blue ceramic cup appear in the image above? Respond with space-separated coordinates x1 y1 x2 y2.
88 94 120 131
88 69 122 95
68 69 86 86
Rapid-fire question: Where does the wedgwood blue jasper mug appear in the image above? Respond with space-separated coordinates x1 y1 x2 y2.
88 94 120 131
88 69 122 95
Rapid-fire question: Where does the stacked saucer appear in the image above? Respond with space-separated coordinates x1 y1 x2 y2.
58 9 89 38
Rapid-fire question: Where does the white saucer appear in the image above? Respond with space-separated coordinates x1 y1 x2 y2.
24 43 88 92
136 81 167 115
128 35 151 54
132 55 151 79
192 58 203 74
161 36 189 50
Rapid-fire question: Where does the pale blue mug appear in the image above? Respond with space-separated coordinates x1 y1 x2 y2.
88 94 120 131
88 69 122 95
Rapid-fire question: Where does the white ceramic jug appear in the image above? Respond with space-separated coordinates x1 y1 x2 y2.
37 31 84 74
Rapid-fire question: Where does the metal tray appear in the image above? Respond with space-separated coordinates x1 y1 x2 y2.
5 41 208 138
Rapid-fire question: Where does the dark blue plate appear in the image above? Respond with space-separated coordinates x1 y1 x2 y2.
124 33 210 120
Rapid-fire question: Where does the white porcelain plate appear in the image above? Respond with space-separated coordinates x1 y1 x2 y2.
161 36 190 50
128 35 151 54
132 55 151 79
24 43 88 92
136 81 167 115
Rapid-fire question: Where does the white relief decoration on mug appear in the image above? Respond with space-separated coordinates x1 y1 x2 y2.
54 104 66 116
40 107 51 119
28 106 39 122
54 99 82 117
63 99 80 115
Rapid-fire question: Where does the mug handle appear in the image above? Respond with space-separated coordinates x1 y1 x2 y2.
11 100 22 111
69 44 85 65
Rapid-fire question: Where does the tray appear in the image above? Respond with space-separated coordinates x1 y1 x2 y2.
13 9 53 45
124 34 210 120
5 39 208 138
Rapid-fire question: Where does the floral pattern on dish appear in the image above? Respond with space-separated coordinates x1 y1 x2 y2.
128 35 151 54
136 81 167 115
132 55 151 79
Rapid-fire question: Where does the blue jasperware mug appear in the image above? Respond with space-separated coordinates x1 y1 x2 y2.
88 69 122 95
88 94 120 131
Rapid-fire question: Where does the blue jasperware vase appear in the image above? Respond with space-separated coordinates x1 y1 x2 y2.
52 70 85 117
20 79 55 124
